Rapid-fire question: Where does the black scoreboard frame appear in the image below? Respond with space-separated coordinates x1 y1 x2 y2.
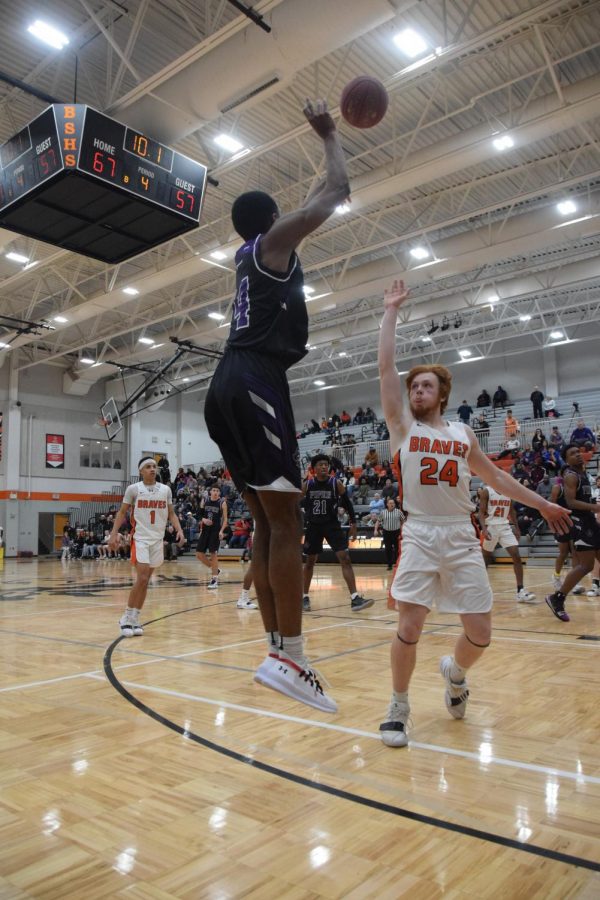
0 104 208 264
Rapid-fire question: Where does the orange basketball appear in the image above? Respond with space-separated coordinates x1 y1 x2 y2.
340 76 389 129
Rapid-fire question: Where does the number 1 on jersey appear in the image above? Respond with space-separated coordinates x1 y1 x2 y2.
150 510 155 525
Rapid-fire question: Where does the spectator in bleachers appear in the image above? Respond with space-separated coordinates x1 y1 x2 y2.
530 386 544 419
570 418 596 450
528 457 546 487
364 446 379 469
376 420 389 441
340 410 351 426
541 446 563 474
549 425 565 454
163 524 179 561
477 388 491 408
341 467 355 498
542 395 559 417
353 406 365 424
229 517 251 549
381 477 396 500
531 428 546 452
330 412 341 428
504 409 520 439
320 417 329 431
493 385 508 409
361 492 384 525
356 477 370 504
365 406 376 423
457 399 473 424
535 473 554 500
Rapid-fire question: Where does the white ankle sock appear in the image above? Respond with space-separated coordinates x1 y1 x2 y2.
392 690 409 706
450 659 467 683
241 589 250 601
279 635 307 668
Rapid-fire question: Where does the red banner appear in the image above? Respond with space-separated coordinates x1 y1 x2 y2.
46 433 64 469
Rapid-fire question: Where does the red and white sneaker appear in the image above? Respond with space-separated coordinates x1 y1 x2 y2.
254 653 337 713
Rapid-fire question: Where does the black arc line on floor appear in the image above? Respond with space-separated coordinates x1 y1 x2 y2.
103 613 600 873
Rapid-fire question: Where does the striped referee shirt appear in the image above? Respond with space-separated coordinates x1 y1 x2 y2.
380 507 404 532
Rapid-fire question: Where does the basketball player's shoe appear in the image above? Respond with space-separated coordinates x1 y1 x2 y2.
302 595 311 612
516 588 537 603
207 577 219 589
236 594 258 609
129 609 144 636
119 611 135 638
545 592 570 622
586 584 600 597
351 594 374 612
379 699 410 747
551 573 562 591
440 656 469 719
254 654 337 713
572 584 585 595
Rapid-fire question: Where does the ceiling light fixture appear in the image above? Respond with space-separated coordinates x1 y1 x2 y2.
459 349 472 358
557 200 577 216
209 250 227 260
122 287 139 296
493 135 514 151
335 202 351 215
27 19 69 50
519 314 532 322
214 134 244 154
0 342 11 349
53 315 68 323
80 356 95 365
410 246 429 260
138 336 155 345
421 336 432 342
487 294 499 303
313 380 326 387
393 28 428 58
550 330 564 340
208 312 225 321
5 252 30 264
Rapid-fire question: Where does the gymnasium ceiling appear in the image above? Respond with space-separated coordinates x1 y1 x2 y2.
1 0 600 403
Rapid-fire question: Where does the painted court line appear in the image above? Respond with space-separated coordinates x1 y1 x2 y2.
94 676 600 786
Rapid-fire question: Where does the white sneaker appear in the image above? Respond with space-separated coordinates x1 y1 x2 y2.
131 613 144 636
119 613 134 638
572 584 585 595
207 577 218 589
551 574 562 591
440 655 469 719
254 653 337 713
237 596 258 609
379 699 410 747
586 585 600 596
516 588 537 603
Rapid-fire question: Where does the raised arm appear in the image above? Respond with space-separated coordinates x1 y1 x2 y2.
465 427 571 534
261 99 349 269
378 279 412 453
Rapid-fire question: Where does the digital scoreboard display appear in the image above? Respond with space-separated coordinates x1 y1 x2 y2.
0 105 208 263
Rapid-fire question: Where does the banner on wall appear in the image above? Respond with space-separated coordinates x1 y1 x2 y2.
46 433 64 469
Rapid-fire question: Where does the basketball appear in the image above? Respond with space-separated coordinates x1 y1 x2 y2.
340 76 389 129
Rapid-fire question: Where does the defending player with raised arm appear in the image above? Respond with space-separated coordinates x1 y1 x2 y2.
109 458 185 637
377 279 571 747
204 98 350 714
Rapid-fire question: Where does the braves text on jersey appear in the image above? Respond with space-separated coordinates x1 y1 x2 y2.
396 420 473 518
123 481 172 541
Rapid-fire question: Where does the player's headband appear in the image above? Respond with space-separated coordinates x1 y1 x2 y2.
138 457 156 471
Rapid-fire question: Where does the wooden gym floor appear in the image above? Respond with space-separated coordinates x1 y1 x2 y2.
0 555 599 899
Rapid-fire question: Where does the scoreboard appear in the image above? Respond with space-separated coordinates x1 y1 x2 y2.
0 105 208 263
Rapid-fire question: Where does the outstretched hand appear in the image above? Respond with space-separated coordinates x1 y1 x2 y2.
541 501 572 534
303 98 337 139
383 279 410 310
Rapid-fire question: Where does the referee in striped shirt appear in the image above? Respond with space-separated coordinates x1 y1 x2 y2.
378 497 405 570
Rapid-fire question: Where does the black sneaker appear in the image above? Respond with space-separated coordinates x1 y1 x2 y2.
302 595 311 612
351 595 374 612
545 592 570 622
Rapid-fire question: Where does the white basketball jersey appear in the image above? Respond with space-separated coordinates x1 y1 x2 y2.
123 481 172 541
397 420 473 517
483 486 511 525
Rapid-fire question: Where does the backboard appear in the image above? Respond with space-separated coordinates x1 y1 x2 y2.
100 397 124 440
